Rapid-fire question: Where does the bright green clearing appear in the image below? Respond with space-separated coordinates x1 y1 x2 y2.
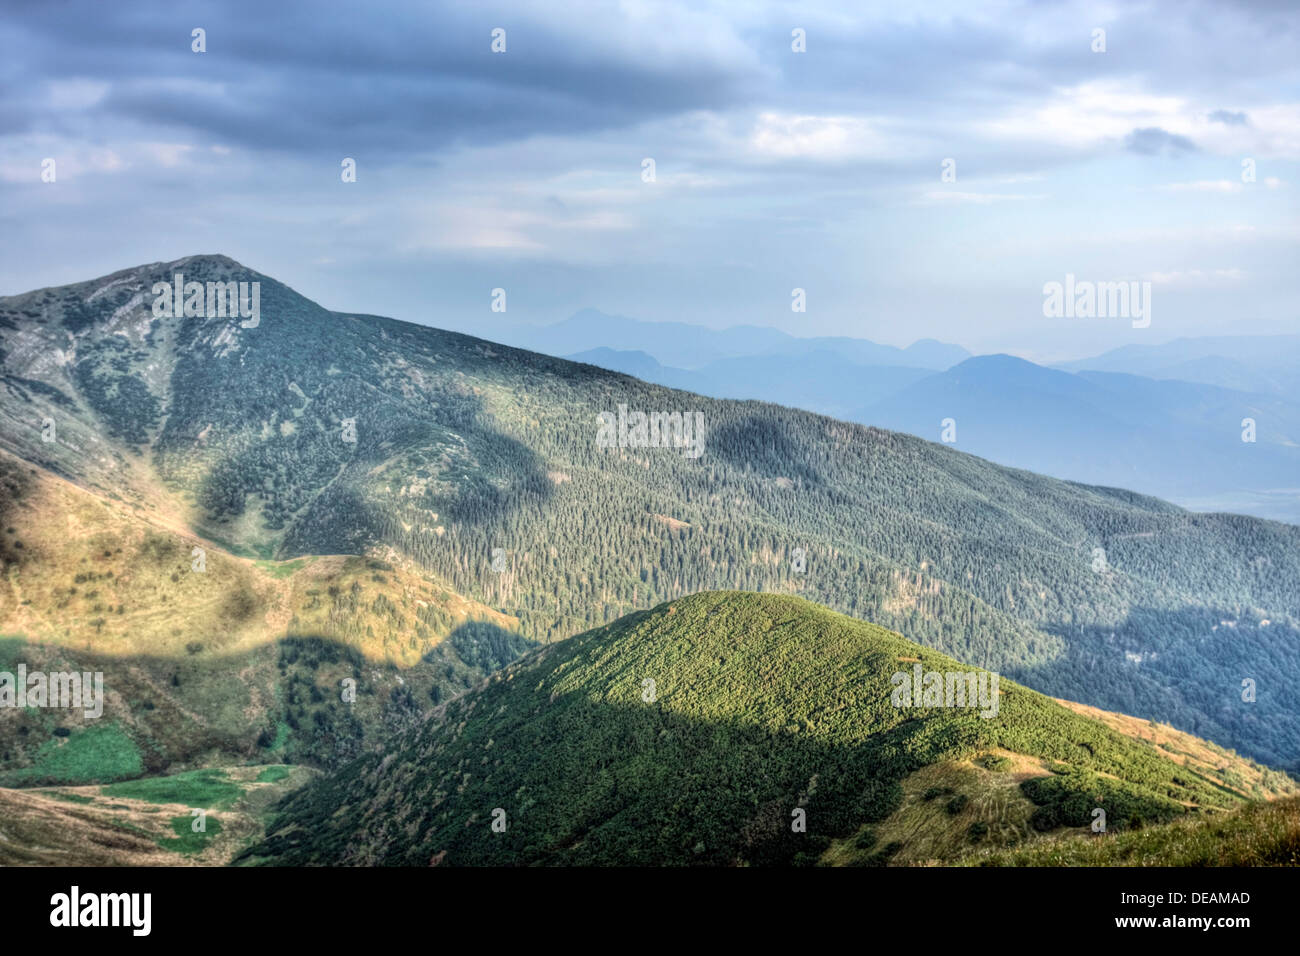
102 768 245 808
0 722 143 786
160 813 224 855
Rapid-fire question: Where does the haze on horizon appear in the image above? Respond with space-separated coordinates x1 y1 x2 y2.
1 0 1297 362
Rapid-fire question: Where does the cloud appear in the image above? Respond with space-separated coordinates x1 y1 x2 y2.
1124 127 1198 155
0 0 1296 353
918 191 1047 204
1158 180 1242 192
748 113 888 161
1208 109 1250 126
1144 268 1247 285
0 1 766 159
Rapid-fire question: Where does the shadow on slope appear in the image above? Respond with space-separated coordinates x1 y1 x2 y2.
0 621 534 787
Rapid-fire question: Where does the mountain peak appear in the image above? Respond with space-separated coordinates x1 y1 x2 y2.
162 253 251 273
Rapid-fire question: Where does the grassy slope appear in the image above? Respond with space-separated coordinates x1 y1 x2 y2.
0 452 530 781
0 764 316 866
959 795 1300 866
0 449 517 664
242 592 1296 867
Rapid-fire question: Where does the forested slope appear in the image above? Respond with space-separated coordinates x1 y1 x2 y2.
242 592 1295 867
2 255 1297 767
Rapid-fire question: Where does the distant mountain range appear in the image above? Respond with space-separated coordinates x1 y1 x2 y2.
546 321 1300 523
516 307 970 370
1055 335 1300 400
865 355 1300 522
566 347 934 421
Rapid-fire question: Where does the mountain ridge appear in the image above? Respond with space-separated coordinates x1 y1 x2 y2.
2 255 1298 771
516 306 969 370
241 591 1297 867
562 345 1300 522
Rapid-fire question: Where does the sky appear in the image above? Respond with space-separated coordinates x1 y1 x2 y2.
1 0 1297 362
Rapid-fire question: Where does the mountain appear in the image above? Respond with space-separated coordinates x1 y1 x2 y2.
240 592 1297 867
1 255 1298 775
861 355 1300 522
517 308 968 370
569 348 1300 522
1055 335 1300 399
566 347 933 419
517 308 787 367
566 348 669 383
898 338 974 370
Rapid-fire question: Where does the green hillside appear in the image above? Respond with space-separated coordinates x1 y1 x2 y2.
2 255 1298 770
240 592 1294 867
962 795 1300 867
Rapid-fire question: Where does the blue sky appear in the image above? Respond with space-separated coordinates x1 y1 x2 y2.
1 0 1297 360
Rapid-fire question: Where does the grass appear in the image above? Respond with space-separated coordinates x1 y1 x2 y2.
0 464 527 779
102 768 245 809
826 756 1042 865
0 763 318 866
978 753 1014 772
255 765 291 784
269 721 290 752
255 558 310 579
159 813 224 855
45 790 95 805
963 796 1300 866
0 636 26 672
0 722 143 786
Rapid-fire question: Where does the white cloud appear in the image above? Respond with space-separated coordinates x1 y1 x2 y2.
1158 180 1242 193
1144 268 1247 285
918 190 1047 204
143 143 195 168
748 112 888 160
984 81 1191 149
983 82 1300 160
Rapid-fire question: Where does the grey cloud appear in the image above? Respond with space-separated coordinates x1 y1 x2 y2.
1124 127 1198 155
1 0 1296 354
5 0 1291 165
0 0 760 156
1208 109 1249 125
